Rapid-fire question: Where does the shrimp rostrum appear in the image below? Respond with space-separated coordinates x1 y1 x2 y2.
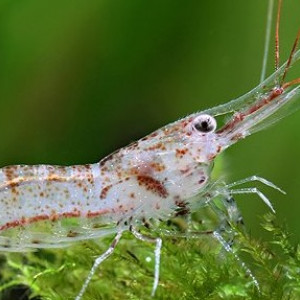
1 4 300 300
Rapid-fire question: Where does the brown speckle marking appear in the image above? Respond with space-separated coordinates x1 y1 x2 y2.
207 153 216 161
141 131 158 142
86 209 109 218
175 148 188 158
99 148 121 167
146 142 166 151
100 184 112 199
174 197 190 216
142 217 151 229
163 125 182 135
3 166 21 197
47 174 67 183
149 162 166 172
150 132 158 138
137 175 168 198
127 141 139 150
180 167 190 174
230 133 243 141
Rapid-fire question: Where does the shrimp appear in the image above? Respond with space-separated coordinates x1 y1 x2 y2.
1 0 300 299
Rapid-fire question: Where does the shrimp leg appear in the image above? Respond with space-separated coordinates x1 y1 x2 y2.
222 175 284 213
197 194 260 291
130 226 162 297
230 187 276 213
226 175 285 194
157 193 260 292
75 231 123 300
209 194 259 291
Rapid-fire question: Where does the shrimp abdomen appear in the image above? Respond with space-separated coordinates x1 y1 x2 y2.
0 164 118 250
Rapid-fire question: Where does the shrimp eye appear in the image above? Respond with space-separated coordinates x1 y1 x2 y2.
193 114 217 133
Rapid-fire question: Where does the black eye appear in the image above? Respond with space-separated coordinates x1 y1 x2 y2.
193 114 217 133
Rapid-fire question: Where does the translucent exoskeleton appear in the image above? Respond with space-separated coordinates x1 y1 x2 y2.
1 0 300 299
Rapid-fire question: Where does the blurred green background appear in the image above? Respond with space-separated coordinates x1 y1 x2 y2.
0 0 299 241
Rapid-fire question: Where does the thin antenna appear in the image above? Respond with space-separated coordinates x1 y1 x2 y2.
275 0 282 72
260 0 274 83
281 28 300 86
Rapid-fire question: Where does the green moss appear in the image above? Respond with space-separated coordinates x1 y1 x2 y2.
0 213 299 300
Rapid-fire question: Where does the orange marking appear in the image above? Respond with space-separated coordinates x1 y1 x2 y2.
100 184 112 199
175 148 188 158
0 209 109 231
137 175 168 198
146 142 166 151
86 209 110 218
149 162 166 172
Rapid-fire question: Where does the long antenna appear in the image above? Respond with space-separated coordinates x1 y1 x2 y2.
281 28 300 86
275 0 282 72
260 0 274 83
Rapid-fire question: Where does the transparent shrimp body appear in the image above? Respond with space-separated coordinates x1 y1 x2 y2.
0 115 218 250
0 46 300 298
